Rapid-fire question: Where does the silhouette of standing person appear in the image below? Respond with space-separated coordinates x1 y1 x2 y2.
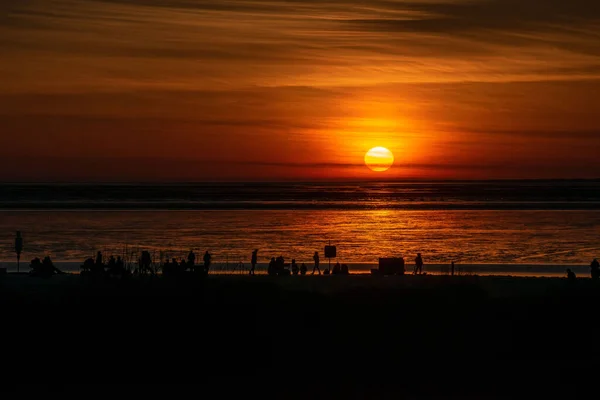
15 231 23 273
250 249 258 275
203 251 212 274
312 251 320 275
591 259 599 280
188 250 196 267
300 263 307 275
96 251 103 267
414 253 424 275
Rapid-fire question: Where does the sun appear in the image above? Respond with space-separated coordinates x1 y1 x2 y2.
364 147 394 172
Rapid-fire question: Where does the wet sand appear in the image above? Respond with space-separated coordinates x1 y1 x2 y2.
1 273 598 396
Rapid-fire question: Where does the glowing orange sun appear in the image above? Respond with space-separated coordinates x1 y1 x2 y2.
364 147 394 172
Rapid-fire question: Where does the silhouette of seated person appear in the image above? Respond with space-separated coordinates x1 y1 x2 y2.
300 263 307 275
163 257 179 277
81 257 95 275
566 268 576 281
276 255 284 268
332 262 341 275
268 257 277 276
341 263 349 275
180 258 189 272
291 259 299 275
323 267 330 275
591 259 599 280
276 255 291 276
29 257 43 276
30 256 63 278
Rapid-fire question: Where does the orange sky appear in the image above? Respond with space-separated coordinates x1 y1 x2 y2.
1 0 600 181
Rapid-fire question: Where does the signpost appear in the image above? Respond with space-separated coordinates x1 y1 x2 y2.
324 241 336 272
15 231 23 273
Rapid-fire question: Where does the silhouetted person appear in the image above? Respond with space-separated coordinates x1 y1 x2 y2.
341 263 349 275
566 268 576 281
180 258 188 272
15 231 23 272
188 250 196 268
275 255 285 274
168 257 179 276
300 263 307 275
591 259 599 280
414 253 424 275
81 257 95 275
203 251 212 273
107 255 126 278
332 262 341 275
29 257 42 277
268 257 276 276
90 252 105 276
312 252 320 275
34 256 62 277
139 250 152 275
250 249 258 275
291 259 299 275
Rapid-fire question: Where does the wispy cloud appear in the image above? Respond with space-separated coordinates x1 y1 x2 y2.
1 0 600 179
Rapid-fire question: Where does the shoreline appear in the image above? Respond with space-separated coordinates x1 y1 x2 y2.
1 261 591 277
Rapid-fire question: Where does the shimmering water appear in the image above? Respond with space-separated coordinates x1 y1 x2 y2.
1 182 599 274
1 209 598 266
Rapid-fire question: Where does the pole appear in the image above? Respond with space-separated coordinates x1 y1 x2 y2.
15 232 23 274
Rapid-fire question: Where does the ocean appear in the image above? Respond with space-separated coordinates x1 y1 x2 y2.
1 181 599 276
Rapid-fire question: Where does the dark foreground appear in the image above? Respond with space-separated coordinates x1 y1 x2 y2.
1 274 599 397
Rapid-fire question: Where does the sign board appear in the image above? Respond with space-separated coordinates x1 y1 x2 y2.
324 245 336 258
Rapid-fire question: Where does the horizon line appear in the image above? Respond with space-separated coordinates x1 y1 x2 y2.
1 178 599 185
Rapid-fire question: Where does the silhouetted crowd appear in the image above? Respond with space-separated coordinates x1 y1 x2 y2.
80 251 129 279
29 256 64 278
163 250 212 277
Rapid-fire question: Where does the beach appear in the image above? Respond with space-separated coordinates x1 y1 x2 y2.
2 272 598 394
1 182 599 394
0 261 592 278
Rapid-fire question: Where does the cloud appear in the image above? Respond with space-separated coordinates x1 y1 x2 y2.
3 0 600 92
2 0 600 179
